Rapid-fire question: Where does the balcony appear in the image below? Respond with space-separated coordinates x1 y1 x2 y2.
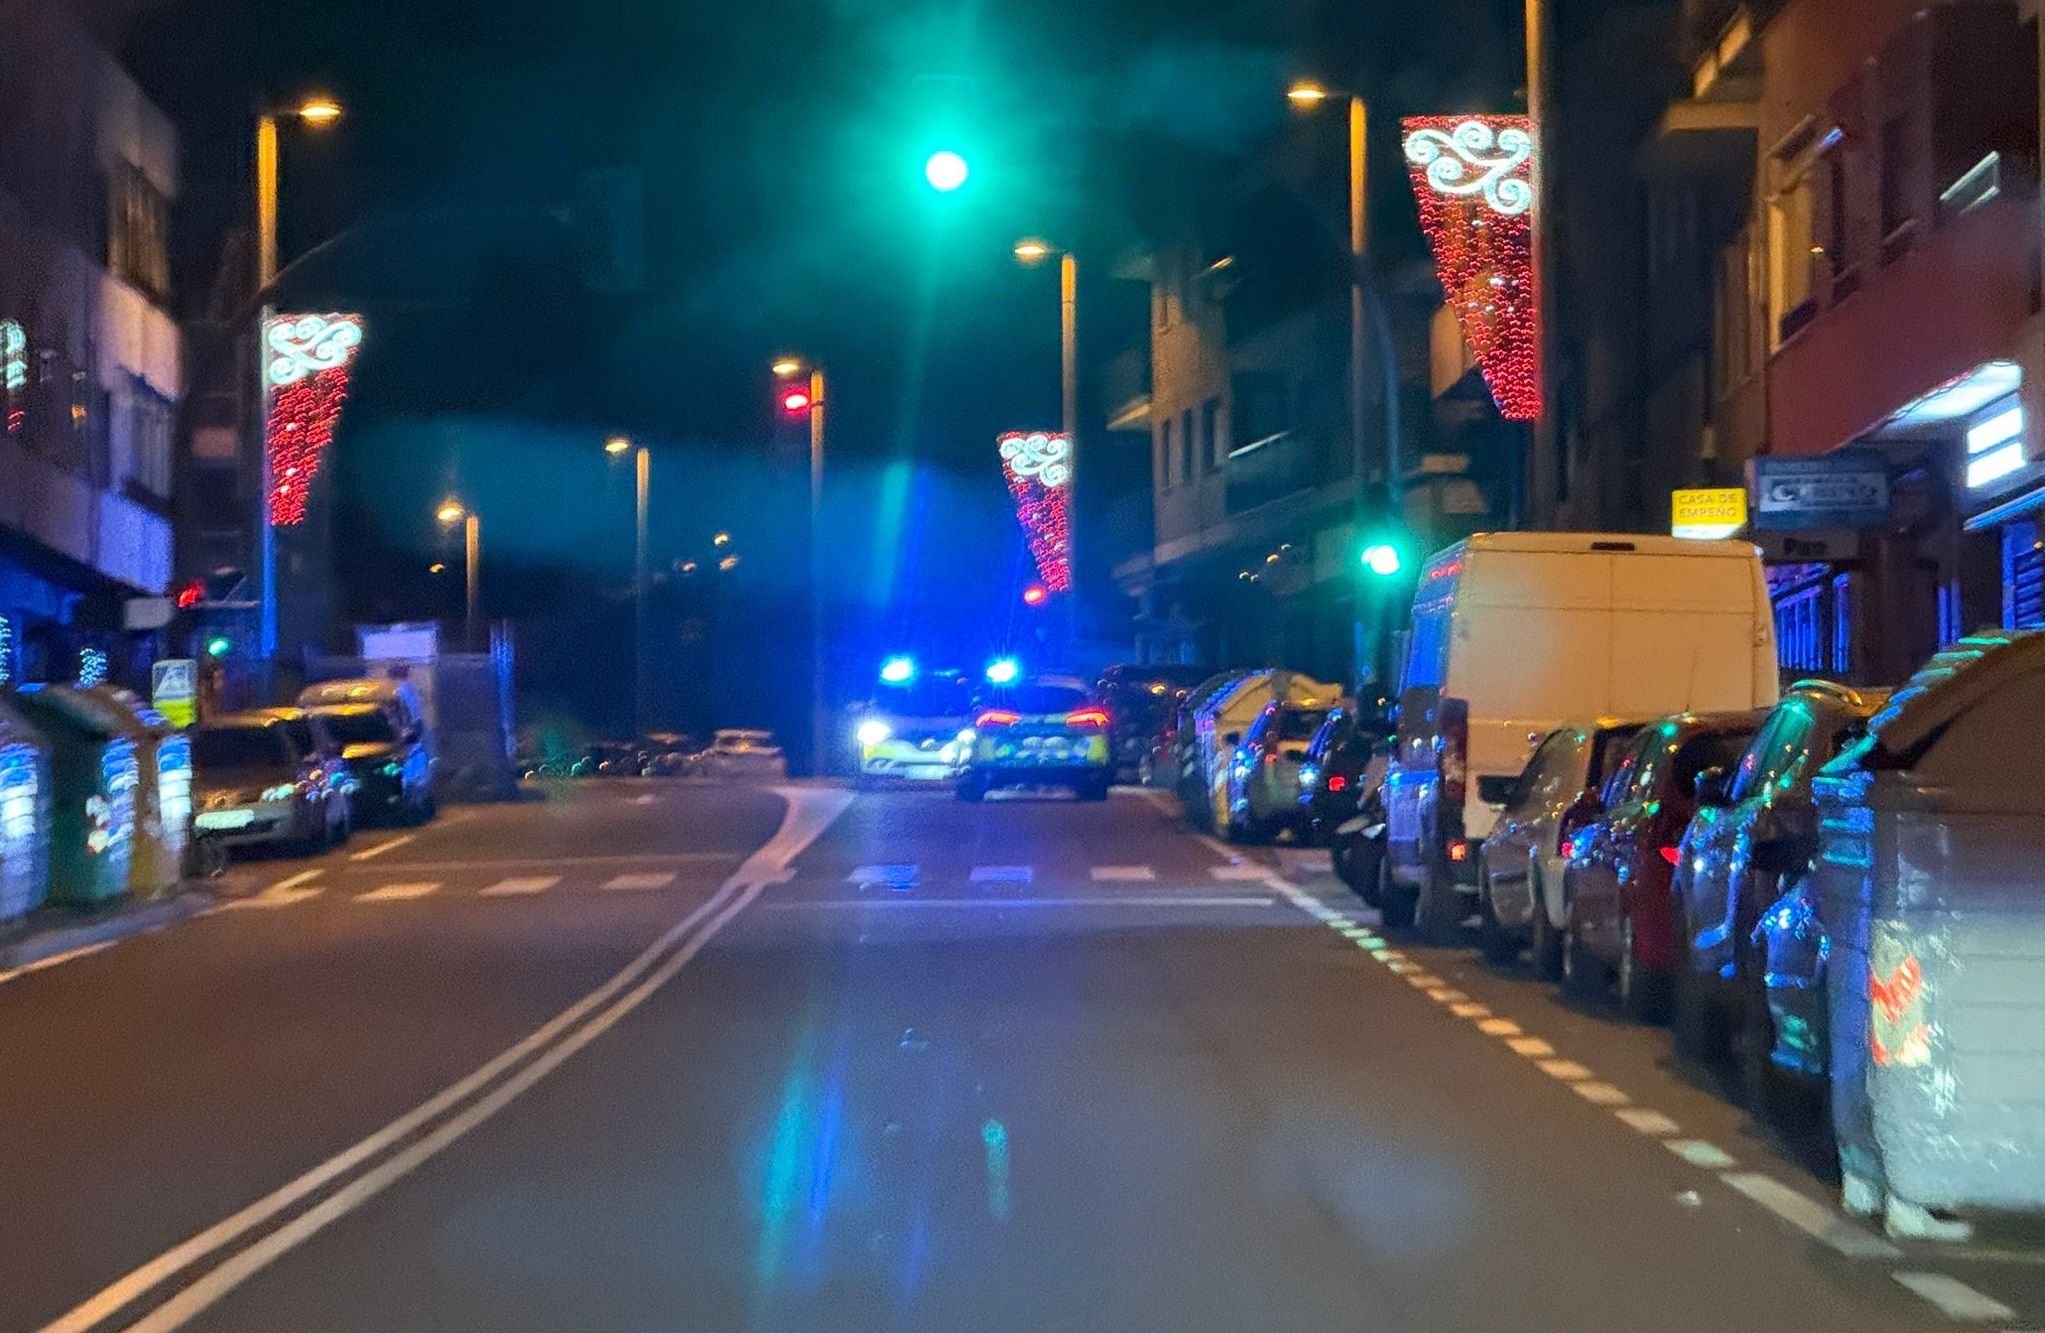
1225 432 1313 515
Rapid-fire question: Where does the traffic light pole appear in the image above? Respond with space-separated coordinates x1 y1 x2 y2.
809 368 829 778
1060 253 1080 656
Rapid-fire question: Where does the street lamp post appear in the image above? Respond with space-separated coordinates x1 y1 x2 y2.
254 95 343 662
774 357 829 777
1013 239 1080 650
606 436 650 735
436 499 481 650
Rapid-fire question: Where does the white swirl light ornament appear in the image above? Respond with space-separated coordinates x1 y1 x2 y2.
1403 120 1534 217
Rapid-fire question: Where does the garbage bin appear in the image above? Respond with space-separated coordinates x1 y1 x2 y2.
0 696 52 922
87 687 189 898
10 684 138 909
1812 629 2045 1239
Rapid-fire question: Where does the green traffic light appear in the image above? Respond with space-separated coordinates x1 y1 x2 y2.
1361 543 1403 578
924 149 969 192
205 635 232 659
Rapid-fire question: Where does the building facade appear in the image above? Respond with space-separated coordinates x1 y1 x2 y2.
0 0 180 687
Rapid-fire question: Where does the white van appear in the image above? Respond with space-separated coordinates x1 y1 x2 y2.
1379 533 1778 942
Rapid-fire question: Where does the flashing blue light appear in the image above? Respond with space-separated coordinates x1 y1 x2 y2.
879 655 917 685
984 657 1021 686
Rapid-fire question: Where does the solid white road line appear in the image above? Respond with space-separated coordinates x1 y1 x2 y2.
0 940 116 986
970 865 1033 883
601 872 676 892
1890 1271 2017 1321
479 876 559 898
356 882 440 902
44 784 852 1333
1719 1172 1903 1260
347 833 417 862
1089 865 1156 882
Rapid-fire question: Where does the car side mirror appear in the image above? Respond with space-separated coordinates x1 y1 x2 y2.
1693 767 1730 807
1477 774 1518 807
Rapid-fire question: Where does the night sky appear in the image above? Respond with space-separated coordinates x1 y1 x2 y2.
82 0 1533 732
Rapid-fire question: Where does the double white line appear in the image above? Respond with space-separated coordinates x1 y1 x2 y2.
44 787 850 1333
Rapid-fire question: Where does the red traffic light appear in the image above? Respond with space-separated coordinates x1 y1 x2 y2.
175 579 204 610
1022 583 1049 607
779 386 813 416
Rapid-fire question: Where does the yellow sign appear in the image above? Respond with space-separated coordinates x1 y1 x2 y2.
1672 488 1748 540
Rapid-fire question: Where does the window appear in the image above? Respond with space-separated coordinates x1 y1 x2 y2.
1523 731 1587 809
1880 114 1919 256
128 383 174 497
1769 162 1822 344
108 165 170 302
0 319 23 437
1830 572 1854 675
1203 399 1222 471
1775 582 1824 673
1619 726 1675 806
1181 408 1197 482
1731 701 1815 802
1820 153 1853 287
2004 523 2045 630
1159 417 1176 489
1600 738 1645 808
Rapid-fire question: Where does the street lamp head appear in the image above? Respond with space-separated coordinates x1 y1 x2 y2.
1013 237 1054 265
923 149 969 192
295 97 344 125
1286 81 1331 107
770 357 804 379
604 435 632 456
435 500 467 526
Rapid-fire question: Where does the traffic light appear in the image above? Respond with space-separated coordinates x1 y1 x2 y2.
923 149 969 192
1360 541 1404 578
175 579 204 610
779 384 813 416
1021 583 1049 608
204 634 234 660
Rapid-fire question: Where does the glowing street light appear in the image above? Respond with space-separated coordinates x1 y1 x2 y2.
770 357 804 379
435 499 482 647
924 149 970 192
604 434 632 456
1013 237 1054 264
1286 81 1331 106
434 499 467 526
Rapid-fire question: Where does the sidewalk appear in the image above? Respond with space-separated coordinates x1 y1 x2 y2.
0 887 215 975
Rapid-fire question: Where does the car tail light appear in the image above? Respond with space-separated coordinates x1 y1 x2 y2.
1438 696 1469 807
1659 845 1681 866
1064 707 1109 729
1447 839 1470 863
1327 774 1348 793
975 709 1020 728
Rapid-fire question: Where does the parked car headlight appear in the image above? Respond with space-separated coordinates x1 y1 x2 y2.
856 719 892 747
261 783 298 802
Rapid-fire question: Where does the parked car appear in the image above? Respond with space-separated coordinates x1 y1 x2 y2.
297 679 435 825
1474 718 1646 974
192 709 353 853
699 730 787 780
1668 680 1888 1109
1379 532 1780 942
1225 700 1334 842
853 669 975 784
1190 671 1342 838
1172 671 1254 816
957 675 1112 800
1558 712 1762 1019
1300 703 1393 857
1096 664 1214 785
1780 631 2045 1239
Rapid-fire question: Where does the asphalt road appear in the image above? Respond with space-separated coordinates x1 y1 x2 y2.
3 781 2040 1331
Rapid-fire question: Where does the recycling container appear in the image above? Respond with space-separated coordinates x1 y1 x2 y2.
1812 630 2045 1236
0 696 52 922
87 687 189 898
10 684 137 909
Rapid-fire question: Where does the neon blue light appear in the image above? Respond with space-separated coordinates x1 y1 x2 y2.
984 657 1020 686
880 655 917 684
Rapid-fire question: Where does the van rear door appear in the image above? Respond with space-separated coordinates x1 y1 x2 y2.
1609 551 1775 715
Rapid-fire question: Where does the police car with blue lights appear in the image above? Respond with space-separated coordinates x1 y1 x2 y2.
851 656 976 784
957 660 1113 802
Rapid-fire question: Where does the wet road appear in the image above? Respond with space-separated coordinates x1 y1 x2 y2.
4 781 2040 1330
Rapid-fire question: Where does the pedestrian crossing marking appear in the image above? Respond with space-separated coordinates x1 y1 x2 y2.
1090 866 1156 882
970 865 1033 883
602 872 675 892
848 864 919 886
480 876 560 897
358 882 441 902
1209 865 1271 881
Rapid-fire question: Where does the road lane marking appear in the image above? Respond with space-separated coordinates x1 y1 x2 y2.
1477 1018 1523 1036
479 876 559 897
1209 864 1272 881
348 833 417 862
1538 1059 1592 1080
602 872 676 892
351 852 731 873
45 785 852 1333
761 895 1280 910
631 793 658 805
1570 1081 1631 1106
0 940 117 986
1719 1172 1902 1260
1450 1003 1491 1019
1665 1140 1736 1168
271 869 323 891
1614 1108 1682 1136
970 865 1033 883
848 864 918 885
1090 865 1155 882
1890 1272 2016 1321
1429 988 1467 1003
1506 1037 1556 1058
357 882 440 902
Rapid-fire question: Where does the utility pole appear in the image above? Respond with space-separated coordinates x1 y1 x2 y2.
1060 252 1080 656
1525 0 1553 527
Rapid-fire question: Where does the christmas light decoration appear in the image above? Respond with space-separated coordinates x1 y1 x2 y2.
997 431 1071 592
1 320 25 436
78 647 108 688
0 615 12 686
263 313 363 525
1403 116 1541 420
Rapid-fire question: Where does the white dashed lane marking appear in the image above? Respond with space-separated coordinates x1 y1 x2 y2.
1890 1272 2017 1322
848 864 918 885
357 882 441 902
1664 1140 1737 1169
1570 1081 1631 1106
970 865 1033 883
1719 1172 1902 1260
1613 1108 1682 1136
602 872 676 892
1507 1036 1556 1058
1209 864 1273 882
1538 1059 1592 1080
1090 866 1156 882
479 876 560 897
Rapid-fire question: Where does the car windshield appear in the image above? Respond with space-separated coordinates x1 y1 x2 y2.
1278 709 1329 742
873 677 974 717
193 726 288 773
317 710 395 746
986 684 1090 715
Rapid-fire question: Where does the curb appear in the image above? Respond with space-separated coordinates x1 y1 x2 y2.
0 888 216 973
